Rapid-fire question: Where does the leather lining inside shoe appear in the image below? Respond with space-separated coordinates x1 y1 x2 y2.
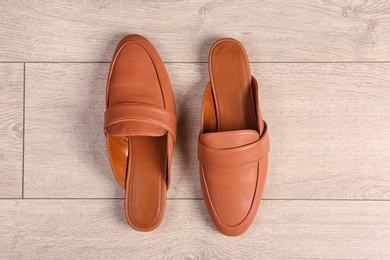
210 40 257 132
125 135 167 230
201 84 217 133
107 136 129 187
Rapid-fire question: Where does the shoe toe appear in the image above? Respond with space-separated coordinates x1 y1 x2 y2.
201 162 259 235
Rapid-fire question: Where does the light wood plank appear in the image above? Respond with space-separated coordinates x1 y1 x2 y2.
256 63 390 200
24 63 122 198
0 199 389 259
0 64 23 198
24 63 390 199
1 1 390 62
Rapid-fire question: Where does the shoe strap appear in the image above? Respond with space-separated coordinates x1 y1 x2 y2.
198 122 270 168
104 103 177 144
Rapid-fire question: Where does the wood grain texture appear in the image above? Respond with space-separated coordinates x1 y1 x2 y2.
0 63 23 198
24 62 390 199
1 0 390 62
24 63 123 198
0 199 389 259
23 62 204 199
3 1 390 258
257 63 390 200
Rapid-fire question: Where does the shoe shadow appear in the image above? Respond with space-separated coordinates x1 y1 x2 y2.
174 64 205 199
81 61 124 196
77 33 128 224
175 36 225 232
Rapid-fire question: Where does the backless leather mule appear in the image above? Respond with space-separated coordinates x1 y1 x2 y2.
104 35 176 231
198 38 270 236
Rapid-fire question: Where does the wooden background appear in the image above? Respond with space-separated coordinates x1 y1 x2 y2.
1 0 390 259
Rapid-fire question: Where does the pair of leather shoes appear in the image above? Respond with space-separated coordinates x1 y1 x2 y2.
104 35 270 236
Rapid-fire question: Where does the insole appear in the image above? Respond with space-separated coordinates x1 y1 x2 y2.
125 135 167 228
210 40 257 131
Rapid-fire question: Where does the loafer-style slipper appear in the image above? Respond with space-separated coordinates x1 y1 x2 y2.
104 35 176 231
198 38 270 236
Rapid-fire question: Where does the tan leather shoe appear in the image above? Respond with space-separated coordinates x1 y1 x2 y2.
198 38 270 236
104 35 176 231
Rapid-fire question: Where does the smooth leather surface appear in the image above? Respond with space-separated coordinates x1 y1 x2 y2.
104 35 176 231
198 38 270 236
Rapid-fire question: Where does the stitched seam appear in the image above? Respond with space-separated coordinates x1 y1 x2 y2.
104 103 177 138
201 163 260 229
106 39 170 112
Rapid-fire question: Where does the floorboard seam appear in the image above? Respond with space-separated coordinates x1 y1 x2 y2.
2 61 390 64
22 63 25 199
0 198 389 201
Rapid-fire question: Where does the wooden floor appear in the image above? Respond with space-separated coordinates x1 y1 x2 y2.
1 1 390 259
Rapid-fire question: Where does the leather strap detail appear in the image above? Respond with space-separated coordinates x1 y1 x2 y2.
198 122 269 168
104 103 177 143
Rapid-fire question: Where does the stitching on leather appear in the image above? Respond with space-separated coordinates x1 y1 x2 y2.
107 118 175 141
201 165 227 227
106 38 173 117
199 122 268 149
198 124 269 168
201 129 259 140
201 162 260 230
104 104 177 142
